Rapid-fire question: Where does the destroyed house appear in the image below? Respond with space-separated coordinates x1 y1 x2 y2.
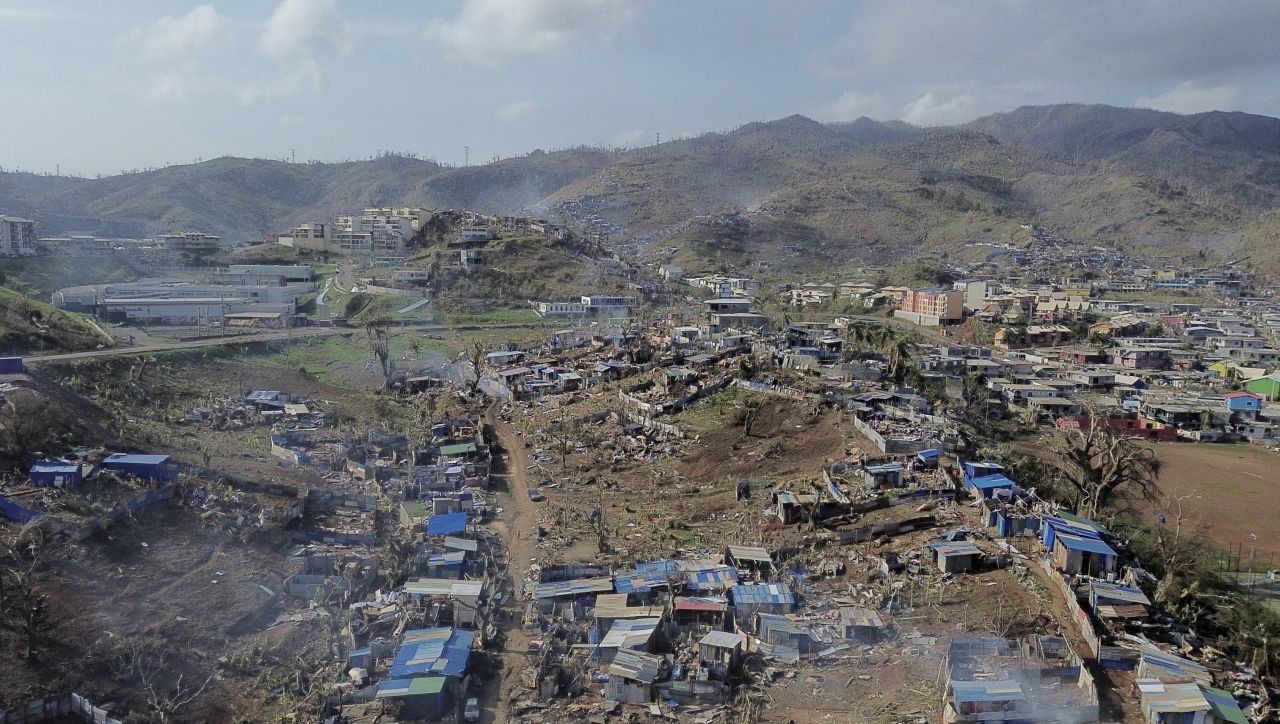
943 637 1099 723
605 649 666 704
862 461 904 489
729 583 796 630
838 606 887 643
595 617 661 664
981 491 1041 538
403 579 485 627
388 627 474 679
724 545 775 576
592 594 664 637
534 575 615 606
673 596 729 628
1137 679 1212 724
29 460 87 487
613 559 678 598
756 613 818 656
1088 580 1151 622
101 453 178 482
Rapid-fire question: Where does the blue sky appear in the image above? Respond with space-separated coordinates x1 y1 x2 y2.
3 0 1280 176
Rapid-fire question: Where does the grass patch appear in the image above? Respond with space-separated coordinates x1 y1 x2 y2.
443 307 542 325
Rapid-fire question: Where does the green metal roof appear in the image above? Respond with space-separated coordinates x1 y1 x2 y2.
438 442 478 456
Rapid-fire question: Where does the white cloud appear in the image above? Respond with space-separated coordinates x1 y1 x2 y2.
259 0 344 61
808 90 892 122
244 0 345 104
1135 81 1239 114
900 92 981 125
119 5 230 103
426 0 637 68
496 100 538 123
239 59 322 104
278 114 304 126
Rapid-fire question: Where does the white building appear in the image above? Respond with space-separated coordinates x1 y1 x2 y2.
0 216 37 257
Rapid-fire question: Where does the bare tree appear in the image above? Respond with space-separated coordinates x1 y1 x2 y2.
1046 412 1161 520
466 342 486 395
0 395 59 469
734 398 763 440
360 298 395 389
109 638 213 722
0 523 54 659
1150 492 1210 607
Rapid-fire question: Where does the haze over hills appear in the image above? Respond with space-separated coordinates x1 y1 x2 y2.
3 103 1279 273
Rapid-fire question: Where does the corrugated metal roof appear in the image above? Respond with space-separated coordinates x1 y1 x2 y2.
1055 532 1117 557
607 649 662 684
438 442 478 456
683 563 738 591
598 617 660 649
927 541 982 558
698 630 744 649
968 473 1015 490
1201 686 1248 724
593 594 663 620
426 512 468 536
375 676 446 698
674 596 727 612
1137 679 1210 714
403 578 483 598
534 575 615 600
730 583 795 606
1089 580 1151 606
443 536 478 552
725 545 772 563
389 627 474 679
951 679 1025 704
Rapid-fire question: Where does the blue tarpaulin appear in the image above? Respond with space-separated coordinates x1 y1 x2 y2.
426 511 468 536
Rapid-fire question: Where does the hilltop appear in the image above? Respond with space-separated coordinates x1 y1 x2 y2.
4 104 1280 274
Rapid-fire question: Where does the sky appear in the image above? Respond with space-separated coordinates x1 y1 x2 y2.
3 0 1280 176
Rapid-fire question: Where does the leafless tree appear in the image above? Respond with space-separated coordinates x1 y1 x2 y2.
734 398 763 439
0 395 59 469
109 638 212 722
1046 411 1161 520
0 522 54 659
360 299 395 389
1151 492 1210 607
466 342 486 395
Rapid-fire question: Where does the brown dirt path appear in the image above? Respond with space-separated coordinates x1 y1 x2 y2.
484 404 539 723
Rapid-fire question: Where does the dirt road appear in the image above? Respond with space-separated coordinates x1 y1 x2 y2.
484 405 540 723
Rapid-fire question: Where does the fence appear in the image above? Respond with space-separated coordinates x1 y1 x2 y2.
0 693 120 724
850 415 932 455
732 379 820 401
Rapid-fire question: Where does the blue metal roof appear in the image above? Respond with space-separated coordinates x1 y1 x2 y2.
916 449 940 460
426 512 468 536
684 564 738 591
30 462 79 474
104 453 171 465
968 474 1015 490
389 627 474 679
730 583 796 606
1055 532 1117 557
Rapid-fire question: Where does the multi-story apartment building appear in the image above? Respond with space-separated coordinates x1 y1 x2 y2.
0 215 37 257
901 288 964 322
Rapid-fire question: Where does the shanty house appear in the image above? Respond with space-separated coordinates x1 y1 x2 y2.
29 461 86 487
724 545 775 577
1137 679 1212 724
388 627 474 681
596 617 661 664
927 540 982 573
101 453 178 482
375 676 448 720
729 583 796 631
592 594 664 638
673 596 730 629
605 649 666 704
862 461 904 490
697 630 743 681
838 606 887 643
1042 516 1118 577
756 613 818 656
403 578 485 627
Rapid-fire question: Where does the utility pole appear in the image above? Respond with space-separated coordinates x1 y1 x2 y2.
655 132 660 146
1248 532 1257 594
291 148 296 164
464 146 470 167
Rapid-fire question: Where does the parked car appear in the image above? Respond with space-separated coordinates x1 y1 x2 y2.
464 697 480 722
527 488 545 502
